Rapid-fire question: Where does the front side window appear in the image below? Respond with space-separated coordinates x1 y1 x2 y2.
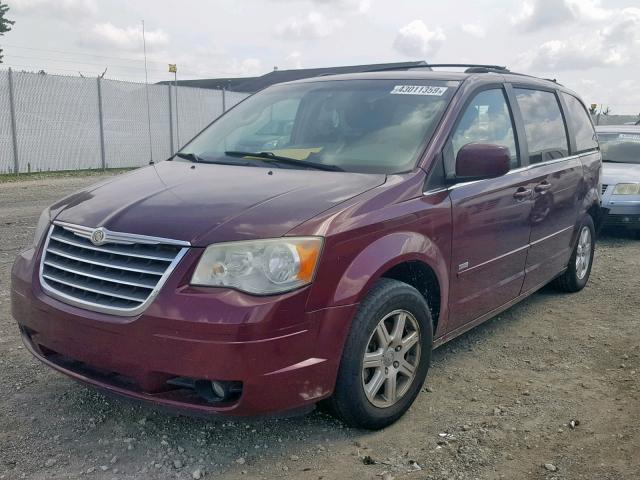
449 88 518 172
598 132 640 164
515 88 569 163
562 93 597 152
181 79 458 174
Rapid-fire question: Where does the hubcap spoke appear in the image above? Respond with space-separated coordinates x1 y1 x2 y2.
363 349 384 369
384 373 398 403
398 360 416 378
365 370 385 399
390 312 406 346
401 331 419 352
375 323 392 348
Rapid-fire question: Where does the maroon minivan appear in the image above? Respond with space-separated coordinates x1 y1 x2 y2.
12 66 602 429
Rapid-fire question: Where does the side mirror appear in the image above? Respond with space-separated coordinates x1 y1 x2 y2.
455 143 511 180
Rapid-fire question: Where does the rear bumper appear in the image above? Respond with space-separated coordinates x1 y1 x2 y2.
11 247 357 416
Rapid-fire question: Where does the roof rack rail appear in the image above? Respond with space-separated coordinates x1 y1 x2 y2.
367 63 508 72
430 64 508 72
363 62 564 86
365 64 432 72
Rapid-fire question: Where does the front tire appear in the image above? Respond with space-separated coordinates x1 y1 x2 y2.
327 278 433 430
552 214 595 292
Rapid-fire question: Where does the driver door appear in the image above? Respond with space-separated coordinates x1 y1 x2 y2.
446 87 533 332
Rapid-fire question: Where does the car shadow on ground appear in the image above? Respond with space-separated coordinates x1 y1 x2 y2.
58 276 552 433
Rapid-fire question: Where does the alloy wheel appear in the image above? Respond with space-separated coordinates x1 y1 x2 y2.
361 309 421 408
575 225 592 280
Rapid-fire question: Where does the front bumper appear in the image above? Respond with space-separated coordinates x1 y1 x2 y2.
11 246 357 416
602 197 640 229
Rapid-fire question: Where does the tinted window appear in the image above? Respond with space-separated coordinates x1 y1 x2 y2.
562 93 597 152
515 89 569 163
598 132 640 164
182 80 457 174
450 89 518 170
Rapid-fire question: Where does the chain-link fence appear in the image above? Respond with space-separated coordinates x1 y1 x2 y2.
0 70 249 174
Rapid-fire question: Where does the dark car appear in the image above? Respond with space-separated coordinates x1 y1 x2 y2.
596 125 640 237
12 66 602 429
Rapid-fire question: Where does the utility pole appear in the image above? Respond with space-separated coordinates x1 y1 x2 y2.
142 20 154 164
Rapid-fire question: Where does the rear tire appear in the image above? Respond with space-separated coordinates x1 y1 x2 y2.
326 278 433 430
552 214 595 293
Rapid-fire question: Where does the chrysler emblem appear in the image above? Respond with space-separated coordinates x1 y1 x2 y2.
90 227 106 246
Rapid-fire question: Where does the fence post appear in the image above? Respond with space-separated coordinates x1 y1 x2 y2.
168 84 174 155
7 68 20 174
96 76 106 169
222 87 226 113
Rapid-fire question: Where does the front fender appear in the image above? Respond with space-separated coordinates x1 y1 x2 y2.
330 231 448 308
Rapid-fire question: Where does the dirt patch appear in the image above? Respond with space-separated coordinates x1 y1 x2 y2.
1 173 638 480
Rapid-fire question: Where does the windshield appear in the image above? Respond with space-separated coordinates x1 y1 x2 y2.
598 132 640 164
180 79 458 174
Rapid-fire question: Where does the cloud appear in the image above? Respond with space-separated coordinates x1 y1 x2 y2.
512 0 609 32
235 58 263 76
272 0 371 12
82 22 169 52
568 78 640 114
461 23 485 38
276 12 344 40
285 51 303 69
10 0 97 20
393 20 445 58
518 6 640 71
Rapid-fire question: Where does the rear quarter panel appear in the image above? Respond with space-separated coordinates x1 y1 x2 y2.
578 150 602 229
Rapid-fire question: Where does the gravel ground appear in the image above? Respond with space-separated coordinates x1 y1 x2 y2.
1 172 638 480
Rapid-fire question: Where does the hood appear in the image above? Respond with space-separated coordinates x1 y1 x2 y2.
602 162 640 185
52 160 386 246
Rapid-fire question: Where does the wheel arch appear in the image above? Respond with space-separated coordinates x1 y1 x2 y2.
329 231 449 335
380 261 442 334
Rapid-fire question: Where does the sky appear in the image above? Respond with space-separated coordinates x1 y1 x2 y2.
1 0 640 114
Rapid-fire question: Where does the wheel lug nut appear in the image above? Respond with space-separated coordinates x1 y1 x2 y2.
393 361 399 368
395 346 401 352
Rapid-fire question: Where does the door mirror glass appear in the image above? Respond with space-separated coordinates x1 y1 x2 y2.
455 143 511 180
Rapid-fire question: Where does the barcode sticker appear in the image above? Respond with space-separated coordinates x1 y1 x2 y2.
390 85 448 96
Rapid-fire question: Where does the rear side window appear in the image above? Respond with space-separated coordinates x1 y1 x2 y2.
514 88 569 163
561 93 598 152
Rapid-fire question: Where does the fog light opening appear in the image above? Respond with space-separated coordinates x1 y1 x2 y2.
194 379 243 403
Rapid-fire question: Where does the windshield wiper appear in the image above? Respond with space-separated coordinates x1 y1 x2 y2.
174 152 204 163
173 151 255 167
224 151 344 172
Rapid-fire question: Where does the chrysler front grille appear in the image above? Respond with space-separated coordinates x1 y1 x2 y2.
39 222 189 316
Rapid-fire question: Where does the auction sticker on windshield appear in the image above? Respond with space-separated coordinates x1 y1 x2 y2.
390 85 448 96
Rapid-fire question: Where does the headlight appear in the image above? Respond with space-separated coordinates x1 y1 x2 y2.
191 237 323 295
33 209 51 248
612 183 640 195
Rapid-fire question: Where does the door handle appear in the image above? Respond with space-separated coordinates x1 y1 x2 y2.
513 187 532 200
534 181 552 193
